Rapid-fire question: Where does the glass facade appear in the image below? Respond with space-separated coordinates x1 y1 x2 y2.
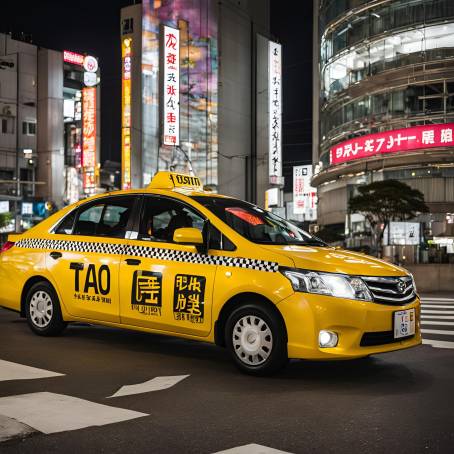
141 0 218 187
318 0 454 159
315 0 454 250
321 0 454 63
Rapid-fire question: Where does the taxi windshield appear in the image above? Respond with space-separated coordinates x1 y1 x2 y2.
191 196 326 246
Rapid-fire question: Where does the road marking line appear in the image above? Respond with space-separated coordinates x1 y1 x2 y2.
422 339 454 349
0 392 147 434
421 321 454 326
422 329 454 336
422 310 454 315
420 305 454 308
421 315 454 320
108 375 190 398
0 360 64 382
212 444 293 454
0 415 35 443
421 298 454 302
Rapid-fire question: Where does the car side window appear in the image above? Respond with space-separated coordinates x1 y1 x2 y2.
55 209 77 235
138 196 235 250
73 197 134 238
139 196 205 243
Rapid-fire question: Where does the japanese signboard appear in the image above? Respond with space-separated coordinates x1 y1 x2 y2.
293 165 317 220
162 25 180 146
63 50 84 66
82 87 97 193
383 222 420 246
330 123 454 166
122 37 132 190
269 41 282 179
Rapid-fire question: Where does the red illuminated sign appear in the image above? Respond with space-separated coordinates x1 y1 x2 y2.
64 50 84 66
82 87 97 192
330 123 454 166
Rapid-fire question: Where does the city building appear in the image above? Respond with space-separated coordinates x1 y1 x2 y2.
0 33 101 234
120 0 283 207
312 0 454 262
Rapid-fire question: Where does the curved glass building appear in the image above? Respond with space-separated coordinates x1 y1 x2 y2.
313 0 454 259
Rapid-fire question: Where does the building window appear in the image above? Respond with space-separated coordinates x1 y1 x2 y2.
22 121 36 135
1 117 14 134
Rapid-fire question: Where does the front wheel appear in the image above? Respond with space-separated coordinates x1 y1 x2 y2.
25 282 67 336
225 303 288 376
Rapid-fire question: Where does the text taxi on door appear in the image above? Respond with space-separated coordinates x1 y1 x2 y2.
0 172 421 375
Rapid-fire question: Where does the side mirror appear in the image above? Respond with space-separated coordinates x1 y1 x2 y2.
173 227 203 245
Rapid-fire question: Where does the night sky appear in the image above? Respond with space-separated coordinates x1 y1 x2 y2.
1 0 313 189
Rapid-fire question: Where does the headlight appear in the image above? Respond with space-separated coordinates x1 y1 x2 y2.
282 269 372 301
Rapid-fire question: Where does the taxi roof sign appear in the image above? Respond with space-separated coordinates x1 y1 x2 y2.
148 171 204 192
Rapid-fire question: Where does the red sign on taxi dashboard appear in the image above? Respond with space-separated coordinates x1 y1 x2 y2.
330 123 454 165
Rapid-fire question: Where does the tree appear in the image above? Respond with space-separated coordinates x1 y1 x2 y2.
348 180 429 256
0 212 12 230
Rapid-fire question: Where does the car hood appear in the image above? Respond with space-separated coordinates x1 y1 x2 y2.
259 245 408 277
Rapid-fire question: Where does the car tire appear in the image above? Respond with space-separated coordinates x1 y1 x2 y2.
25 281 67 336
225 302 288 376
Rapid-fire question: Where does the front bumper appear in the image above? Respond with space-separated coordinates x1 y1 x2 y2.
277 292 421 360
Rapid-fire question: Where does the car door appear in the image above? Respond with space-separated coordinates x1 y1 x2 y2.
46 195 137 323
119 195 217 337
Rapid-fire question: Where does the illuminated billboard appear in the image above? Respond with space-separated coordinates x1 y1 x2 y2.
142 0 218 186
63 50 84 66
330 123 454 166
293 165 317 220
161 25 180 146
82 87 97 193
122 37 132 190
269 41 282 179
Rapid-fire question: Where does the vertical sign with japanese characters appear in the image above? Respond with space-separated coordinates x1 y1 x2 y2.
122 37 132 190
162 25 180 146
269 41 282 179
293 165 317 220
82 87 96 194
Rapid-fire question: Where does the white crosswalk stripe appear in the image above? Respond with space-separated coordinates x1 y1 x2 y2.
108 375 190 398
0 392 147 434
0 359 64 382
212 444 293 454
421 297 454 349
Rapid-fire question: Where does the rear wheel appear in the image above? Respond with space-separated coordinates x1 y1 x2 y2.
225 303 288 375
25 282 67 336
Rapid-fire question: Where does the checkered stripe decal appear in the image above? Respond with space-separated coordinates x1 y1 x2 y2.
15 238 279 272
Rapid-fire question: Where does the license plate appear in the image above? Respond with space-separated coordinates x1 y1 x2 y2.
394 309 416 339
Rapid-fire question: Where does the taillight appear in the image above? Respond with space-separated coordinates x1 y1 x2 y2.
0 241 14 254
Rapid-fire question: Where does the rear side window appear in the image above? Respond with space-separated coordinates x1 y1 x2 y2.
72 197 135 238
55 209 77 235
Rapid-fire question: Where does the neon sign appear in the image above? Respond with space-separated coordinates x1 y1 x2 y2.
64 50 84 66
330 123 454 165
122 38 132 190
82 87 97 193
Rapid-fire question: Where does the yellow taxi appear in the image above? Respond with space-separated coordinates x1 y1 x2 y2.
0 172 421 374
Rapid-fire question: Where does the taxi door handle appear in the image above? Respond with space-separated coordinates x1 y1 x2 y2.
50 251 62 260
70 262 84 270
125 258 141 266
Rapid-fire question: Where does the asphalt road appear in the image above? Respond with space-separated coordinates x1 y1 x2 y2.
1 305 454 454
